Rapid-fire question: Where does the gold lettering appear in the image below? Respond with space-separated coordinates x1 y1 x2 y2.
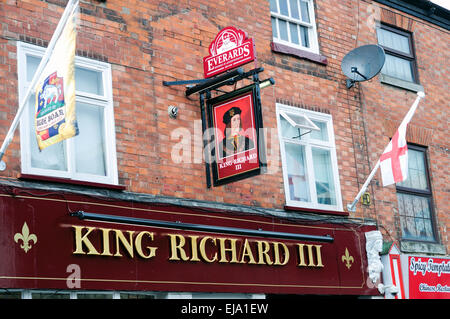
189 235 200 262
273 242 289 266
135 231 157 259
306 244 315 266
297 243 324 267
199 236 217 263
72 226 100 255
297 244 307 266
218 238 238 263
114 229 135 258
314 245 324 267
100 228 113 256
239 239 256 264
71 225 325 268
256 241 273 265
168 234 189 261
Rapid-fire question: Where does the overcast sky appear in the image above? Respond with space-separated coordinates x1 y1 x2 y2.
430 0 450 10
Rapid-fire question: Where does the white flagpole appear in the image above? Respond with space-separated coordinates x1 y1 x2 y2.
0 0 79 171
347 159 380 212
346 91 425 212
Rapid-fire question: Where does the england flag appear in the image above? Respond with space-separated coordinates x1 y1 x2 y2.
379 92 425 186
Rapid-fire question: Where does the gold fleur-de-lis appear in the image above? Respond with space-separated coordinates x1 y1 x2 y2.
14 222 37 253
341 248 354 270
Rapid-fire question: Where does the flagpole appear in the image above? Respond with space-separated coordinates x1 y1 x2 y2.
346 91 425 212
0 0 79 171
347 160 380 212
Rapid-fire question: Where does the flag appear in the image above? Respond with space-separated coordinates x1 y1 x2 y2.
346 91 424 212
34 1 79 151
379 92 424 186
379 121 408 186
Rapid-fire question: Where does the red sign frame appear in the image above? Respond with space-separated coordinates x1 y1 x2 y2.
207 85 262 186
0 186 379 296
408 256 450 299
203 26 255 78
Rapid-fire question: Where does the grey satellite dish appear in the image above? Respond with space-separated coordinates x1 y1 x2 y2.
341 44 385 89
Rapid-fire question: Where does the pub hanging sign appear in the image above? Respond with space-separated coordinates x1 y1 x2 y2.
197 26 269 187
203 26 256 78
208 84 265 186
165 26 271 187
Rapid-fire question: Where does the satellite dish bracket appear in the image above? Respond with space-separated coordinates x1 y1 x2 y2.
351 67 368 80
346 78 356 89
346 67 369 89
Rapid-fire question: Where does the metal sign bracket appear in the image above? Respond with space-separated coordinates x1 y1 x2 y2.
163 67 274 188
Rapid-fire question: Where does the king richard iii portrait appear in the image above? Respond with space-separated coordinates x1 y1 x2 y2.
219 106 254 158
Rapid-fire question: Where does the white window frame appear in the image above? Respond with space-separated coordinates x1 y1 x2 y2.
270 0 320 54
17 42 118 185
276 104 343 211
279 110 320 131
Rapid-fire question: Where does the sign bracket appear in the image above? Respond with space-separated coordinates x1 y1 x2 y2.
162 67 273 188
200 91 212 188
162 79 208 87
162 24 275 188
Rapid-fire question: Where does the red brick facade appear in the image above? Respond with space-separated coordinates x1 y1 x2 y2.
0 0 448 257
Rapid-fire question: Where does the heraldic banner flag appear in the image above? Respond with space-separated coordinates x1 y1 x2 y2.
34 1 79 151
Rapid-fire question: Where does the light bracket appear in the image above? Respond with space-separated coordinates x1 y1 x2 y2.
71 211 334 243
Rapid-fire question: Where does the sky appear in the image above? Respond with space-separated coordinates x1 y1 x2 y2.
430 0 450 10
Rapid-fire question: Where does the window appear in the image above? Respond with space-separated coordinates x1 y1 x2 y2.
76 292 113 299
269 0 319 54
376 25 418 83
276 104 342 211
0 290 22 299
17 42 118 185
31 291 71 299
396 145 436 242
0 289 159 299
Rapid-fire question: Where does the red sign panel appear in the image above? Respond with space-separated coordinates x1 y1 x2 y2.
203 26 255 78
211 88 259 184
0 186 379 295
408 256 450 299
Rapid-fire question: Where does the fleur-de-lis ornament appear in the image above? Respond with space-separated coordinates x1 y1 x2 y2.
341 248 354 270
14 222 37 253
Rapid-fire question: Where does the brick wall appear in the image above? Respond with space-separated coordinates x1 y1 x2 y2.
0 0 448 253
353 1 450 253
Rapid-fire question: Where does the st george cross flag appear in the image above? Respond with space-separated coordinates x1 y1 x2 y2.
34 1 79 151
347 91 425 212
379 91 425 186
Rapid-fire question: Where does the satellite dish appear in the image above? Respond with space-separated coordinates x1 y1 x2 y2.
341 44 385 89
